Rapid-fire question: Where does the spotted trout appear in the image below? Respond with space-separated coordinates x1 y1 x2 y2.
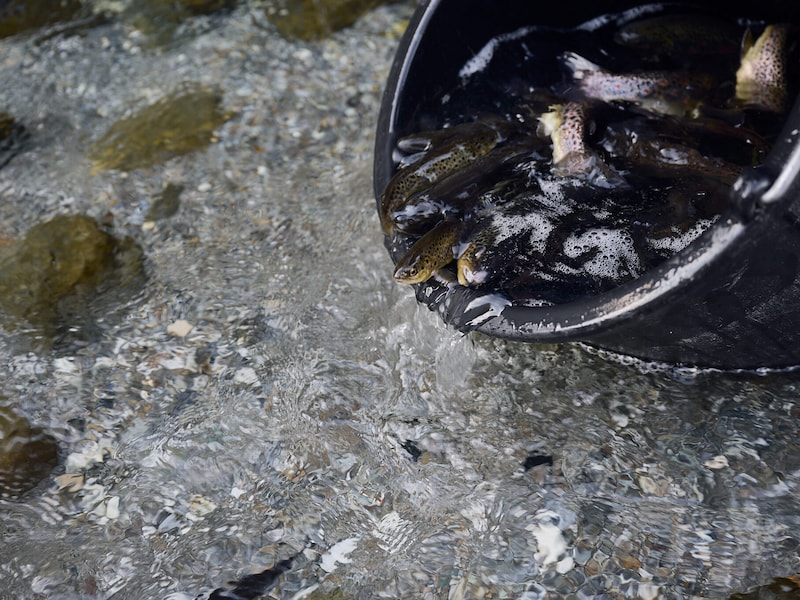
614 14 741 57
393 220 461 284
560 51 718 118
735 24 790 113
538 101 627 188
380 119 512 234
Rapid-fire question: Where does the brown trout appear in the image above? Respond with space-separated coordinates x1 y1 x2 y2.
560 51 718 117
390 141 545 234
380 119 511 233
393 220 461 284
601 120 744 185
735 24 790 113
538 102 627 188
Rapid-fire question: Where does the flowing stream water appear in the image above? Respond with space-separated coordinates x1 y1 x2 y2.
1 2 800 599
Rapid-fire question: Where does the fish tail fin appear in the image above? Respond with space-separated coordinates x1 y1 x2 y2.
560 51 603 81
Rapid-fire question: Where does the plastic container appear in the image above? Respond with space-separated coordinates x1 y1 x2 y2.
373 0 800 370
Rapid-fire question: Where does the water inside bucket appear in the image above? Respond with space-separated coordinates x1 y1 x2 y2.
383 5 794 306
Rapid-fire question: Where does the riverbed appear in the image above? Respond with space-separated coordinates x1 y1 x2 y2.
1 2 799 598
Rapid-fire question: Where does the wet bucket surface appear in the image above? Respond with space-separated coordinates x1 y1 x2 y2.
374 0 800 370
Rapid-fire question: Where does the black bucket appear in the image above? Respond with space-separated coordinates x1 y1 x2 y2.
373 0 800 370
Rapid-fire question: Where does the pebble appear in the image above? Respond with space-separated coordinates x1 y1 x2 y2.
167 319 194 337
704 455 730 469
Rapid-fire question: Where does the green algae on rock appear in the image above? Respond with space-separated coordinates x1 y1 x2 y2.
88 84 231 172
0 214 145 341
0 398 59 498
264 0 388 40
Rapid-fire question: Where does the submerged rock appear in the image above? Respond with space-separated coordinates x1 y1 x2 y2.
0 0 87 38
302 587 348 599
0 111 26 168
0 398 59 498
117 0 237 46
146 182 183 221
88 84 232 172
166 0 236 15
0 214 145 342
264 0 389 40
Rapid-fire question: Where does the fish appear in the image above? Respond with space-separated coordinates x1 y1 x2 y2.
559 51 718 118
456 217 524 288
614 14 741 57
537 101 590 165
456 197 558 288
735 24 790 113
457 225 499 287
600 120 744 185
389 141 545 234
537 101 627 188
380 118 513 233
393 219 461 284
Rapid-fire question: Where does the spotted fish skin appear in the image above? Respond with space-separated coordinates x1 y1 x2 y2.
380 120 511 233
735 24 790 113
538 102 627 188
390 141 544 234
457 225 500 287
393 220 461 284
561 51 716 117
537 101 590 164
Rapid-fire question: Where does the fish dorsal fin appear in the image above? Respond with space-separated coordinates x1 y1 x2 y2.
740 27 754 59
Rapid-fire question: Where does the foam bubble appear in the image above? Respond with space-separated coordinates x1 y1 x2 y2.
648 218 716 253
562 227 641 280
488 210 554 252
535 178 572 214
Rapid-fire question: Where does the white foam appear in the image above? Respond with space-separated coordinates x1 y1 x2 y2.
535 177 579 216
488 210 554 253
562 227 641 280
525 213 555 254
648 218 715 253
529 509 572 569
